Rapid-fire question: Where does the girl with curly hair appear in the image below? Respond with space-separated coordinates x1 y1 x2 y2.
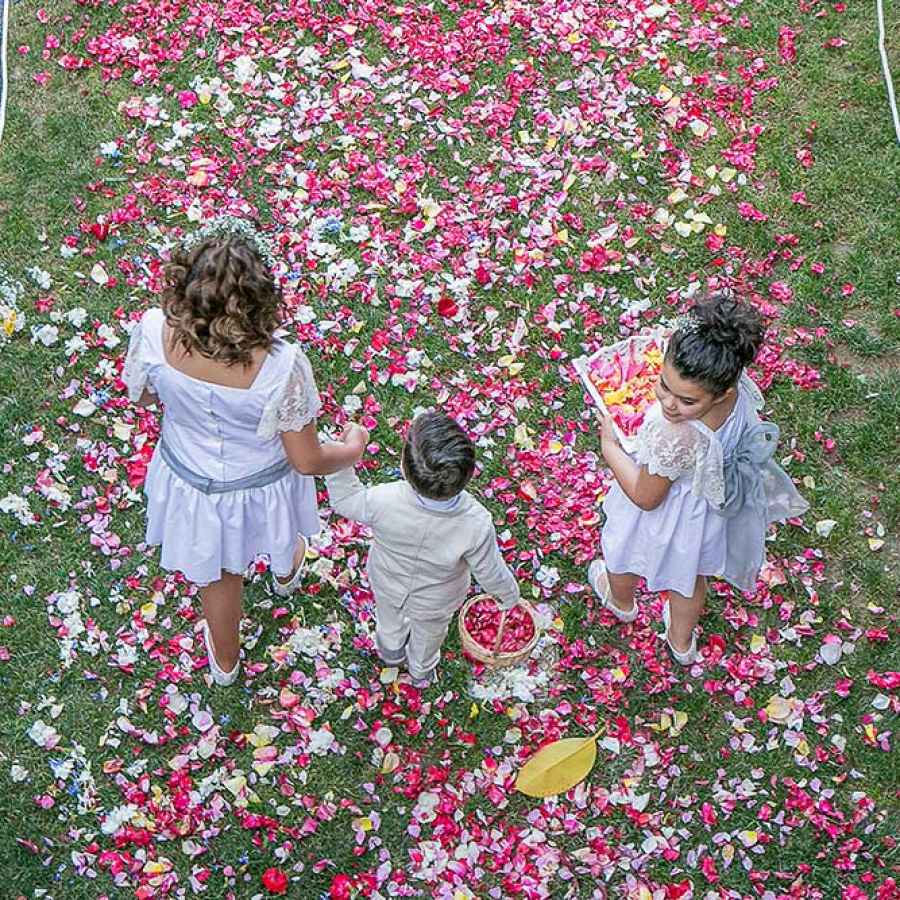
122 224 367 685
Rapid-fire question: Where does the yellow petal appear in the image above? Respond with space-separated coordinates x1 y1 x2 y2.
749 634 766 654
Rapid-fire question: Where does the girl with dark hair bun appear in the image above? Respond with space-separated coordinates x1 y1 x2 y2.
587 294 808 665
122 223 368 686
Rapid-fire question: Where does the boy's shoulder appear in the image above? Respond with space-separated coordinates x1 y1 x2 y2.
457 491 494 524
364 478 412 506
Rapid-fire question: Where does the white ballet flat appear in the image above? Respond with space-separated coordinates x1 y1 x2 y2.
661 602 698 666
587 559 639 623
200 619 240 686
272 535 308 597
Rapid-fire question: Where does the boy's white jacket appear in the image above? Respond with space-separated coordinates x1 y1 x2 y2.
325 467 520 617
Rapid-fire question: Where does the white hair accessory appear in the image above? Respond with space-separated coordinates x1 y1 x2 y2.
672 313 701 335
180 215 278 271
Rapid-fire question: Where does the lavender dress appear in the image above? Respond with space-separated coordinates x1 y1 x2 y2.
601 374 808 596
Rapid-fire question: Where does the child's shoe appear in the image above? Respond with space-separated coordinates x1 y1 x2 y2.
407 670 435 689
661 603 698 666
273 535 307 597
587 559 639 623
200 620 241 686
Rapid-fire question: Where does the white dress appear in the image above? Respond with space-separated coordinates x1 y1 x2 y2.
121 308 322 586
601 374 808 596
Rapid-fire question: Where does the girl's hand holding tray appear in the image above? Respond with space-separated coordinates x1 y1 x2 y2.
573 328 668 451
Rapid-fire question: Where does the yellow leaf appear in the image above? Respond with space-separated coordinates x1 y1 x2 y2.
469 703 479 719
515 732 599 798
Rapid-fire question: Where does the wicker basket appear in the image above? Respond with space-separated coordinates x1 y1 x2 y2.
458 594 539 669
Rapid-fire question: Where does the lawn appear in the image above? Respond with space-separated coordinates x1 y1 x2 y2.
0 0 898 898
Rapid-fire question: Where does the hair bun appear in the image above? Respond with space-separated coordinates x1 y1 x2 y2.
692 295 764 367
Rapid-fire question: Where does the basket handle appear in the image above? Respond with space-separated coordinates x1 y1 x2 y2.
492 609 509 657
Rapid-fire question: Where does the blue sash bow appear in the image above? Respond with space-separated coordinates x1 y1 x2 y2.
716 422 779 519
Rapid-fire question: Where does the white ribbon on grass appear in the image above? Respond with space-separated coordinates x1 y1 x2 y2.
0 0 8 144
877 0 900 145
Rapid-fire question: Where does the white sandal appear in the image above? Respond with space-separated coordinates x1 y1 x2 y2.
200 619 240 686
587 559 639 623
661 602 698 666
272 535 308 597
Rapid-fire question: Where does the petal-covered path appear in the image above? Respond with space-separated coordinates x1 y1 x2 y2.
0 1 898 898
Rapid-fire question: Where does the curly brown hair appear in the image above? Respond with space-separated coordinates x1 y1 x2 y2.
161 237 282 366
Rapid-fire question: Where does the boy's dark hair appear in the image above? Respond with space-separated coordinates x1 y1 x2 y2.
666 294 765 396
401 411 476 500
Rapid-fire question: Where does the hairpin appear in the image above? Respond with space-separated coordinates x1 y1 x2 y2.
672 313 701 335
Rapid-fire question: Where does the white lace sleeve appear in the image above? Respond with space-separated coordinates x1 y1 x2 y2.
121 316 157 403
257 345 322 439
633 409 706 482
691 433 725 507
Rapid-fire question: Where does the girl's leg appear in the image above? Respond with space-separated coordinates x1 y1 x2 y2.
666 576 707 653
606 571 640 613
201 573 243 672
274 535 307 591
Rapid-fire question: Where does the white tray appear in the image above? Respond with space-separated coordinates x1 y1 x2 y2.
573 328 669 451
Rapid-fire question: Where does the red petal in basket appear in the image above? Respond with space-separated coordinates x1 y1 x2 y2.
464 598 535 652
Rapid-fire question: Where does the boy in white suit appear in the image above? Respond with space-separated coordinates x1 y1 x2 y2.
326 411 520 684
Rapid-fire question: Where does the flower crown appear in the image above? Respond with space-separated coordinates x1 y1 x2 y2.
180 215 278 272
